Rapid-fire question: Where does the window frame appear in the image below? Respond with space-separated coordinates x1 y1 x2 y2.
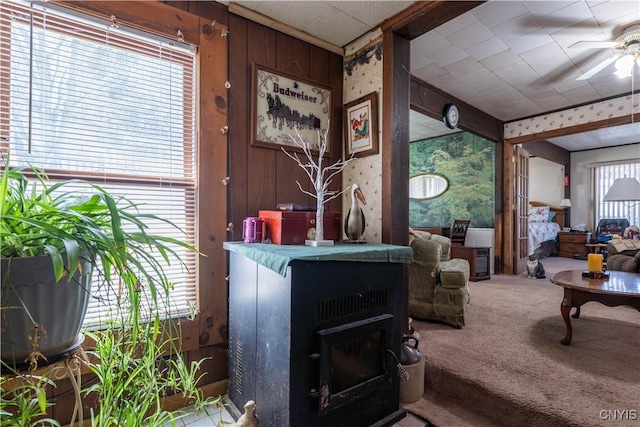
2 0 229 350
594 160 640 230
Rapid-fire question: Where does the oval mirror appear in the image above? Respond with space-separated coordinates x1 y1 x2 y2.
409 173 449 200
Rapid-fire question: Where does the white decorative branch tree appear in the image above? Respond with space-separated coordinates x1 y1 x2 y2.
282 123 354 245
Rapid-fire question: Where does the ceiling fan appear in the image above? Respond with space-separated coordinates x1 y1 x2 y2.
570 23 640 80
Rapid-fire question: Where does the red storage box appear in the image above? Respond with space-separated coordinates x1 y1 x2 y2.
259 210 342 245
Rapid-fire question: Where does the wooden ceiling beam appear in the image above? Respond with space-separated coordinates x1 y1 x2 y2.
380 1 485 40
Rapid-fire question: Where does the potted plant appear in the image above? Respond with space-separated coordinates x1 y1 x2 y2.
0 154 196 371
1 154 216 424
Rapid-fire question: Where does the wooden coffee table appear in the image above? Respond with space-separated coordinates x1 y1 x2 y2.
550 270 640 345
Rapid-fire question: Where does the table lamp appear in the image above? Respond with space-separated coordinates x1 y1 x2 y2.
603 177 640 202
603 177 640 228
559 198 571 228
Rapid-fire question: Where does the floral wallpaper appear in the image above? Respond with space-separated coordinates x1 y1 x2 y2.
342 34 383 243
504 93 639 140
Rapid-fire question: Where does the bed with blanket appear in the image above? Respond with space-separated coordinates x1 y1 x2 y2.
528 201 564 257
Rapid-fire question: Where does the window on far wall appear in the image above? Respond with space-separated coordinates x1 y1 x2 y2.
1 1 198 328
595 161 640 229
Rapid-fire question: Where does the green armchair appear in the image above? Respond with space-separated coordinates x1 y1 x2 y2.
607 240 640 273
408 228 470 328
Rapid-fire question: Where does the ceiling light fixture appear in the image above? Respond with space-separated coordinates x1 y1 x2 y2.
614 41 640 78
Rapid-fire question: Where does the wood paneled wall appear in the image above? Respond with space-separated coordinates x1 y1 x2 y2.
169 0 344 365
167 2 344 240
226 18 344 239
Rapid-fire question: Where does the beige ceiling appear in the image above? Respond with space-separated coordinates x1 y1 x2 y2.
225 0 640 151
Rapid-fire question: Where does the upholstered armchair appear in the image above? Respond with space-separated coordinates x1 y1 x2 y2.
607 240 640 273
408 228 470 328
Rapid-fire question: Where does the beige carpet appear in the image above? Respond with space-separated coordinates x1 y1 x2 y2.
404 257 640 427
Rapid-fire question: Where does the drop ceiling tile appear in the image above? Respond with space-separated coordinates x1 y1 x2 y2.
480 49 522 71
307 8 370 46
446 21 494 49
411 63 448 81
461 68 503 91
428 73 466 91
490 14 538 42
484 83 522 99
435 12 479 37
493 61 542 86
560 85 601 104
549 74 590 92
519 80 555 97
444 56 484 77
592 77 638 98
539 1 594 33
467 36 510 61
520 43 569 76
429 45 469 68
523 1 578 17
411 55 431 72
471 1 528 28
550 18 604 49
361 1 416 26
590 0 640 25
412 31 452 57
534 93 572 110
506 29 555 55
243 1 324 29
330 1 375 17
526 88 562 101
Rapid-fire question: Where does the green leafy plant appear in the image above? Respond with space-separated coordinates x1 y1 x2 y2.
1 151 196 364
85 321 218 427
0 153 194 296
1 153 215 425
0 373 60 427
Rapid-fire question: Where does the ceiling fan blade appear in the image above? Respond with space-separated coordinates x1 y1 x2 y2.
569 40 619 49
576 55 619 80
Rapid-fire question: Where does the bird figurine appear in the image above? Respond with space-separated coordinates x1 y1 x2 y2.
344 183 367 243
220 400 259 427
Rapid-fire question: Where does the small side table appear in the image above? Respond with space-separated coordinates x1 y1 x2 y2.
585 243 609 262
451 246 491 281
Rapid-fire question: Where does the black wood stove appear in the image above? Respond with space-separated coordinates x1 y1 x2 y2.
224 242 412 427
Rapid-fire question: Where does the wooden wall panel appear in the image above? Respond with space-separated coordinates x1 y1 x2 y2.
244 23 278 230
228 14 249 242
231 19 344 226
382 31 411 246
274 34 314 208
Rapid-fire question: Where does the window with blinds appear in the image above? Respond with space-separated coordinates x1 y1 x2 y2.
1 1 198 327
595 161 640 228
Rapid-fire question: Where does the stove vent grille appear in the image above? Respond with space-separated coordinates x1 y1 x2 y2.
317 289 388 323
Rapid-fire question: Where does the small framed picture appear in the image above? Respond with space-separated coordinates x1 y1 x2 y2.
343 91 379 158
562 227 571 232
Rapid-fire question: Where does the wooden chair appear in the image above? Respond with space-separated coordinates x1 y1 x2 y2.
450 220 470 246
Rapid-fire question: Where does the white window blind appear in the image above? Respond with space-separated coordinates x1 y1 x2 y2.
595 161 640 228
1 1 198 327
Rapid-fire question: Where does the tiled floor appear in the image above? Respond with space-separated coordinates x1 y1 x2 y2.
165 399 427 426
165 401 234 426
